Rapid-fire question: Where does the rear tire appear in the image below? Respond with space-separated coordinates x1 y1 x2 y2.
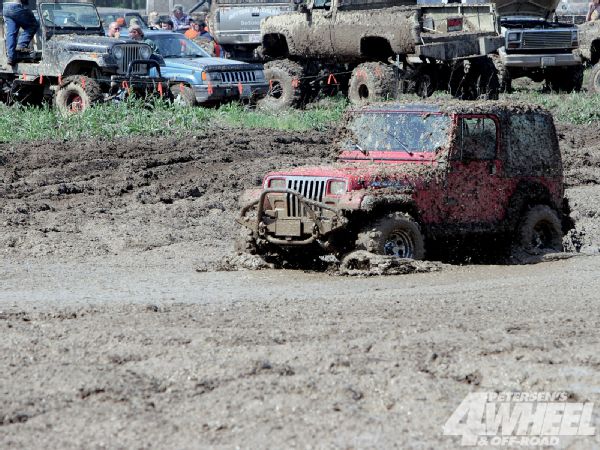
257 59 305 111
516 205 563 253
356 212 425 260
546 65 584 93
348 62 396 105
54 75 103 114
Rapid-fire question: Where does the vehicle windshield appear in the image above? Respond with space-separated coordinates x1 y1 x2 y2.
343 111 452 153
39 3 101 29
146 34 210 58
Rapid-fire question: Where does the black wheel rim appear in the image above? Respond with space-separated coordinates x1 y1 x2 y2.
531 221 555 250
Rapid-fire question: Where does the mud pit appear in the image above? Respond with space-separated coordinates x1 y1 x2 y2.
1 121 600 447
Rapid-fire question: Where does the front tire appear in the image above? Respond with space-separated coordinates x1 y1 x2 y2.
348 62 396 105
356 212 425 260
546 65 584 93
54 75 103 114
587 62 600 93
516 205 563 253
170 84 197 107
257 59 305 111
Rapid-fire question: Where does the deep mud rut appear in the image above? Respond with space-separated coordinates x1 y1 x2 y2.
1 121 600 448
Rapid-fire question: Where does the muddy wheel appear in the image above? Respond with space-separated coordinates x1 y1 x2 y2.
450 58 499 100
587 62 600 93
54 75 103 114
356 212 425 260
257 59 305 111
414 66 437 98
516 205 563 253
348 62 396 105
546 65 584 93
170 84 197 107
491 54 512 93
235 228 257 255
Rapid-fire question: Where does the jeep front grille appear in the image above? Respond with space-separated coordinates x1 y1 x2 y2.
222 70 256 83
115 44 145 75
285 176 326 218
522 31 573 49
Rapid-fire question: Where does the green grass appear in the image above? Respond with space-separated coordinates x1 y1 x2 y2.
0 75 599 144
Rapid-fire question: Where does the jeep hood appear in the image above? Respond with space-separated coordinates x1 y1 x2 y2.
163 56 253 71
48 34 131 52
495 0 561 19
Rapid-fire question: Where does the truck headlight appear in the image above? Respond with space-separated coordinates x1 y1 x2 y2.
268 178 286 189
507 32 521 42
139 46 152 60
112 46 124 59
327 180 346 196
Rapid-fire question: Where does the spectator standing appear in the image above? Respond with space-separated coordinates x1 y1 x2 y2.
3 0 39 66
128 25 158 54
171 4 191 31
161 19 174 31
185 21 216 56
587 0 600 21
148 11 161 29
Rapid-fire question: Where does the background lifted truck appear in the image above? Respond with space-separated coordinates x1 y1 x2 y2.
0 0 169 113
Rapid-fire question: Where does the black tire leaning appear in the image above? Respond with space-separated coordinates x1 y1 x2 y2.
516 205 563 253
356 212 425 260
170 83 197 107
546 65 584 93
587 62 600 93
491 54 512 93
54 75 103 114
348 62 396 105
257 59 305 111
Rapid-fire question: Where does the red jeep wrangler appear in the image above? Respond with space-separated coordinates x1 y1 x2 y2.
237 102 567 262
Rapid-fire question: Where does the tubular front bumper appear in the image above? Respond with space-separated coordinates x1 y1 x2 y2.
237 188 347 246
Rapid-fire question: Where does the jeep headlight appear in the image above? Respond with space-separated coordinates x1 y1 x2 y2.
507 32 521 42
268 178 286 189
139 46 152 60
112 46 124 59
327 180 346 196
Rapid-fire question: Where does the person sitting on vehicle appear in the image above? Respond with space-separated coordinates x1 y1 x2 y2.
128 25 158 54
161 19 174 31
107 21 121 38
587 0 600 20
171 4 191 31
147 11 161 29
2 0 39 66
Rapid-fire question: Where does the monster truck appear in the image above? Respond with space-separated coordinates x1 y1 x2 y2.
256 0 505 110
0 0 169 113
237 101 569 264
578 18 600 92
494 0 583 93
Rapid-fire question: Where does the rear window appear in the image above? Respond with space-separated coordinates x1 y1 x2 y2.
506 113 560 176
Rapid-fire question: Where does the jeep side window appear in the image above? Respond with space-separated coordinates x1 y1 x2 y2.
457 117 497 161
313 0 331 10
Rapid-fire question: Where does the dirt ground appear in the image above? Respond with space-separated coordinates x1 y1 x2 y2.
1 119 600 448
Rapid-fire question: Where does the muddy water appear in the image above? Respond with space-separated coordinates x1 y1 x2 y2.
1 121 600 448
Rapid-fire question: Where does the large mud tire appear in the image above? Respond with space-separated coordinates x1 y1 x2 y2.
356 212 425 260
170 84 197 107
587 62 600 93
54 75 103 115
413 65 437 98
491 54 512 93
235 228 257 255
257 59 304 111
449 58 499 100
348 62 396 105
516 205 563 253
546 65 584 93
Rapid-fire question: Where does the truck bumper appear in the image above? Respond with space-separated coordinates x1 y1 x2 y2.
499 49 582 68
238 188 347 246
193 82 269 103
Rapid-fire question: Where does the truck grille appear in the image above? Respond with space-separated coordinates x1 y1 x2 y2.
222 70 256 83
115 44 146 75
286 176 326 218
522 31 573 49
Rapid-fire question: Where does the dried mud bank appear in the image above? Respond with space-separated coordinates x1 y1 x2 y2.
0 121 599 266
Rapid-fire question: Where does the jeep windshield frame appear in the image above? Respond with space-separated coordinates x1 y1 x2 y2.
38 2 103 33
339 110 452 162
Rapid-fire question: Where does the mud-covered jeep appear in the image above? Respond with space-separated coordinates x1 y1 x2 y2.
238 101 568 262
0 0 168 112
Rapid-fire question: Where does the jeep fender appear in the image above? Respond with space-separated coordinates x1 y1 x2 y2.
261 33 290 59
352 192 418 217
62 59 103 78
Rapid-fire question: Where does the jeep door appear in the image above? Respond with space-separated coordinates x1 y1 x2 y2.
443 115 510 226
